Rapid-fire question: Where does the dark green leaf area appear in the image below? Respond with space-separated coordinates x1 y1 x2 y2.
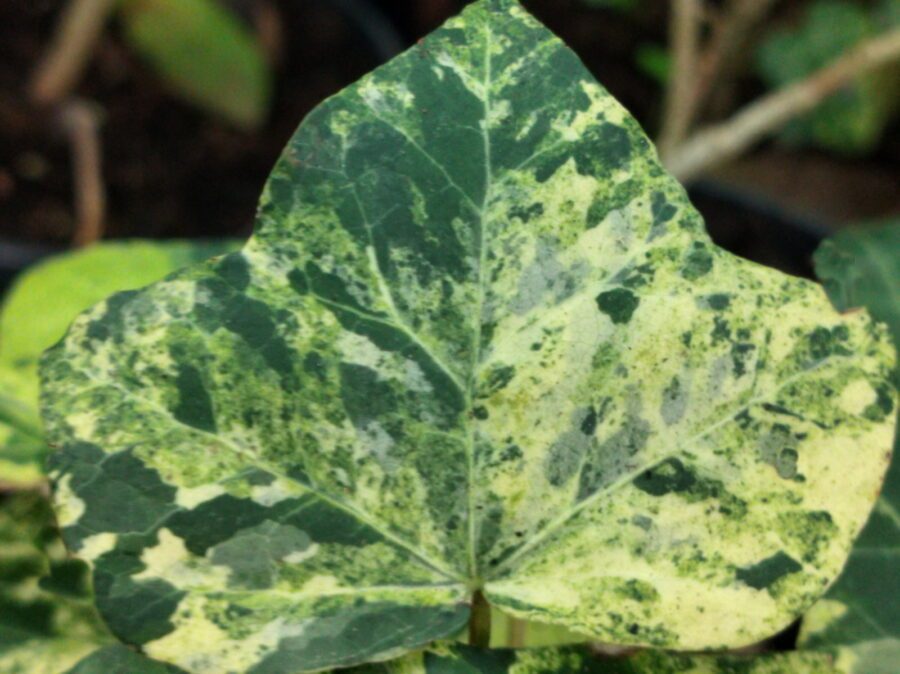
64 644 187 674
248 604 469 674
595 288 640 324
92 554 184 645
736 552 803 592
50 443 177 547
166 493 384 556
632 458 748 518
680 242 715 280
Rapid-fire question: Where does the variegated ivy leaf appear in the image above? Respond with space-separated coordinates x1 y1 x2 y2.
0 240 238 488
346 644 839 674
40 0 896 672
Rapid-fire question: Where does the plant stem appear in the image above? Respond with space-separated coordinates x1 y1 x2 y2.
60 100 106 247
508 616 527 648
29 0 118 106
693 0 779 116
665 27 900 182
658 0 703 158
469 590 492 648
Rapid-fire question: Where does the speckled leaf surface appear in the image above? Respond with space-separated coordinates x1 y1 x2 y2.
799 221 900 674
0 240 238 487
348 644 839 674
40 1 896 672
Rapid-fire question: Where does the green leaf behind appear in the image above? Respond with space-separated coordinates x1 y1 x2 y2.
755 0 900 154
118 0 273 129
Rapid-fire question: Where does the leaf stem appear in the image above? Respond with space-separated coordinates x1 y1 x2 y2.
468 590 491 648
29 0 118 105
658 0 703 157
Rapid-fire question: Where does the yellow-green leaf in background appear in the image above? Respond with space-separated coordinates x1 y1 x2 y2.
118 0 273 129
0 240 239 488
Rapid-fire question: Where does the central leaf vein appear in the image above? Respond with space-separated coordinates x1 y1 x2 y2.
464 22 495 586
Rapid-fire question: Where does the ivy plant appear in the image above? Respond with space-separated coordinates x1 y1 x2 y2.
37 1 896 673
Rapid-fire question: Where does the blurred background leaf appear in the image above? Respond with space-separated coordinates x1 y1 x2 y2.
117 0 273 129
813 219 900 352
756 0 900 154
635 43 670 85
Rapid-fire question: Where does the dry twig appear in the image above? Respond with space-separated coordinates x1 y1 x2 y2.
60 100 106 247
665 27 900 182
694 0 780 116
658 0 704 158
29 0 118 105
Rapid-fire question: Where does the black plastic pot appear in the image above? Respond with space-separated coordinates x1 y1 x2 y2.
324 0 405 62
0 237 61 293
689 180 830 281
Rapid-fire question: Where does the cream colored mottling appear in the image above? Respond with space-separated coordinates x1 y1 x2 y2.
52 474 85 528
801 598 850 639
338 330 433 393
0 639 100 674
798 423 894 542
135 528 228 590
284 543 321 564
146 597 307 673
298 574 345 596
251 479 303 506
78 532 118 563
175 483 226 509
837 378 878 416
482 247 895 647
65 410 99 439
